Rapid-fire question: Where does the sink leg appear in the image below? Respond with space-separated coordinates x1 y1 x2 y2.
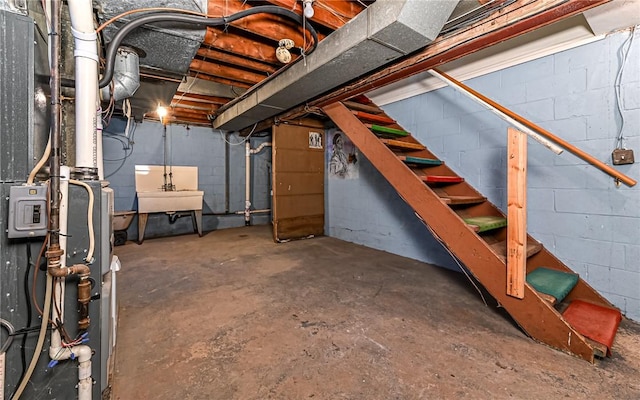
193 210 203 237
138 213 148 244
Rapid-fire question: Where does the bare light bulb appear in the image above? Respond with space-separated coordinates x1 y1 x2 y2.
156 105 168 124
303 0 314 18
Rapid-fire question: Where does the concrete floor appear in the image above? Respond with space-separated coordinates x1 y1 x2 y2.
111 225 640 399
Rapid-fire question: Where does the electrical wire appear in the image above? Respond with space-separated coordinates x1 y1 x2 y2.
15 240 35 393
98 6 319 89
219 123 258 146
12 274 53 400
614 25 637 149
27 138 51 184
0 319 15 354
69 180 95 264
420 216 488 307
96 7 214 33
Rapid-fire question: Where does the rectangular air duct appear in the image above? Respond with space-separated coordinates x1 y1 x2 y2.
213 0 460 131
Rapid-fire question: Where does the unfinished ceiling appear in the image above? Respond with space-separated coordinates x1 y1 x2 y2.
94 0 618 129
95 0 527 127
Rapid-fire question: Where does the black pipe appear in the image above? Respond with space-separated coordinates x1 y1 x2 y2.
49 0 62 248
99 6 319 89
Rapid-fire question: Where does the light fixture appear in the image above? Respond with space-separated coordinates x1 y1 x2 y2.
156 105 168 124
276 38 295 64
303 0 314 19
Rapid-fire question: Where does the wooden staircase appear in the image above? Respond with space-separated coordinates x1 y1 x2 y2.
323 99 622 362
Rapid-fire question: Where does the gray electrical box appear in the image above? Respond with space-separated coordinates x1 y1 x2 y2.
7 185 48 238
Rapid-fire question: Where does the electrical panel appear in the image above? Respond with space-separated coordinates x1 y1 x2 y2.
7 185 48 238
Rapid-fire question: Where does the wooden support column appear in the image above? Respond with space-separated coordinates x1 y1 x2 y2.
507 128 527 299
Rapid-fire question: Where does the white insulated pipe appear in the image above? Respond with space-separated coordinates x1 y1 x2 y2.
50 166 93 400
68 0 101 176
427 69 564 155
244 141 273 225
245 141 252 225
96 107 104 180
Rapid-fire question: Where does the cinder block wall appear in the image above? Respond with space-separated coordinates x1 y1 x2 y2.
103 119 271 239
327 30 639 320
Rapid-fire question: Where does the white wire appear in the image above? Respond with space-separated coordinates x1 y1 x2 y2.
614 25 637 149
421 218 489 307
219 123 258 146
69 179 95 263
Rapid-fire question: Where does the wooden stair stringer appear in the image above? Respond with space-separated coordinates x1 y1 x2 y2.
323 101 597 362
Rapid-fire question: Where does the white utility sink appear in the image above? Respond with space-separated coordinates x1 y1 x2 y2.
134 165 204 243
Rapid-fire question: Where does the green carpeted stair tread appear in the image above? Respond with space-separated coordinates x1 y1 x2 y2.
463 216 507 233
526 267 579 303
368 124 409 137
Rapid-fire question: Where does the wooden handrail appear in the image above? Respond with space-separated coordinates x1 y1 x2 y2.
432 69 637 187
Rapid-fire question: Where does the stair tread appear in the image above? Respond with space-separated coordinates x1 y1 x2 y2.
563 299 622 355
441 194 487 205
380 139 426 151
422 175 465 184
490 240 543 259
353 110 396 125
398 156 442 166
463 216 507 233
368 124 409 137
526 267 579 303
343 101 383 114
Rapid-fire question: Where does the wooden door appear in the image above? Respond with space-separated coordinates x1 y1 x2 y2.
272 120 325 242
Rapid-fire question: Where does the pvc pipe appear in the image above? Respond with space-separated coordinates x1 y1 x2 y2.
235 209 271 214
250 142 272 154
68 0 100 174
427 69 564 155
96 107 104 180
245 141 251 225
49 166 93 400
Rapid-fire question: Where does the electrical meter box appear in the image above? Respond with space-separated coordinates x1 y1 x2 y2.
7 185 48 238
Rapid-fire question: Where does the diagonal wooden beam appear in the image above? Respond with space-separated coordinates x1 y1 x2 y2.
188 71 253 89
208 0 323 44
204 27 289 65
196 47 278 74
174 91 233 104
260 0 359 30
190 59 267 85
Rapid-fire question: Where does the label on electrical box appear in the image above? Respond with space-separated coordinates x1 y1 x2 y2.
7 185 48 238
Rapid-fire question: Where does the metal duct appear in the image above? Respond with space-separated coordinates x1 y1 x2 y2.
94 0 207 76
213 0 461 131
100 46 140 102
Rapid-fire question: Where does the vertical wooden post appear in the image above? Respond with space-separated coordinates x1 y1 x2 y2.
507 128 527 299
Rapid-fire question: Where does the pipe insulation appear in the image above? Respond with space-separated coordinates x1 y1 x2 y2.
98 6 319 89
100 47 140 102
68 0 101 175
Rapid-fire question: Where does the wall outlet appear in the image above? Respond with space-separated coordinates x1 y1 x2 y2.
612 148 634 165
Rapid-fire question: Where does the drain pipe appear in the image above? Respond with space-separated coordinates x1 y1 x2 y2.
242 141 272 225
68 0 101 179
244 141 251 225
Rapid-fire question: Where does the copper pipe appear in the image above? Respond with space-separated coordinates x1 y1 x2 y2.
77 278 91 330
433 69 636 187
48 0 62 247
